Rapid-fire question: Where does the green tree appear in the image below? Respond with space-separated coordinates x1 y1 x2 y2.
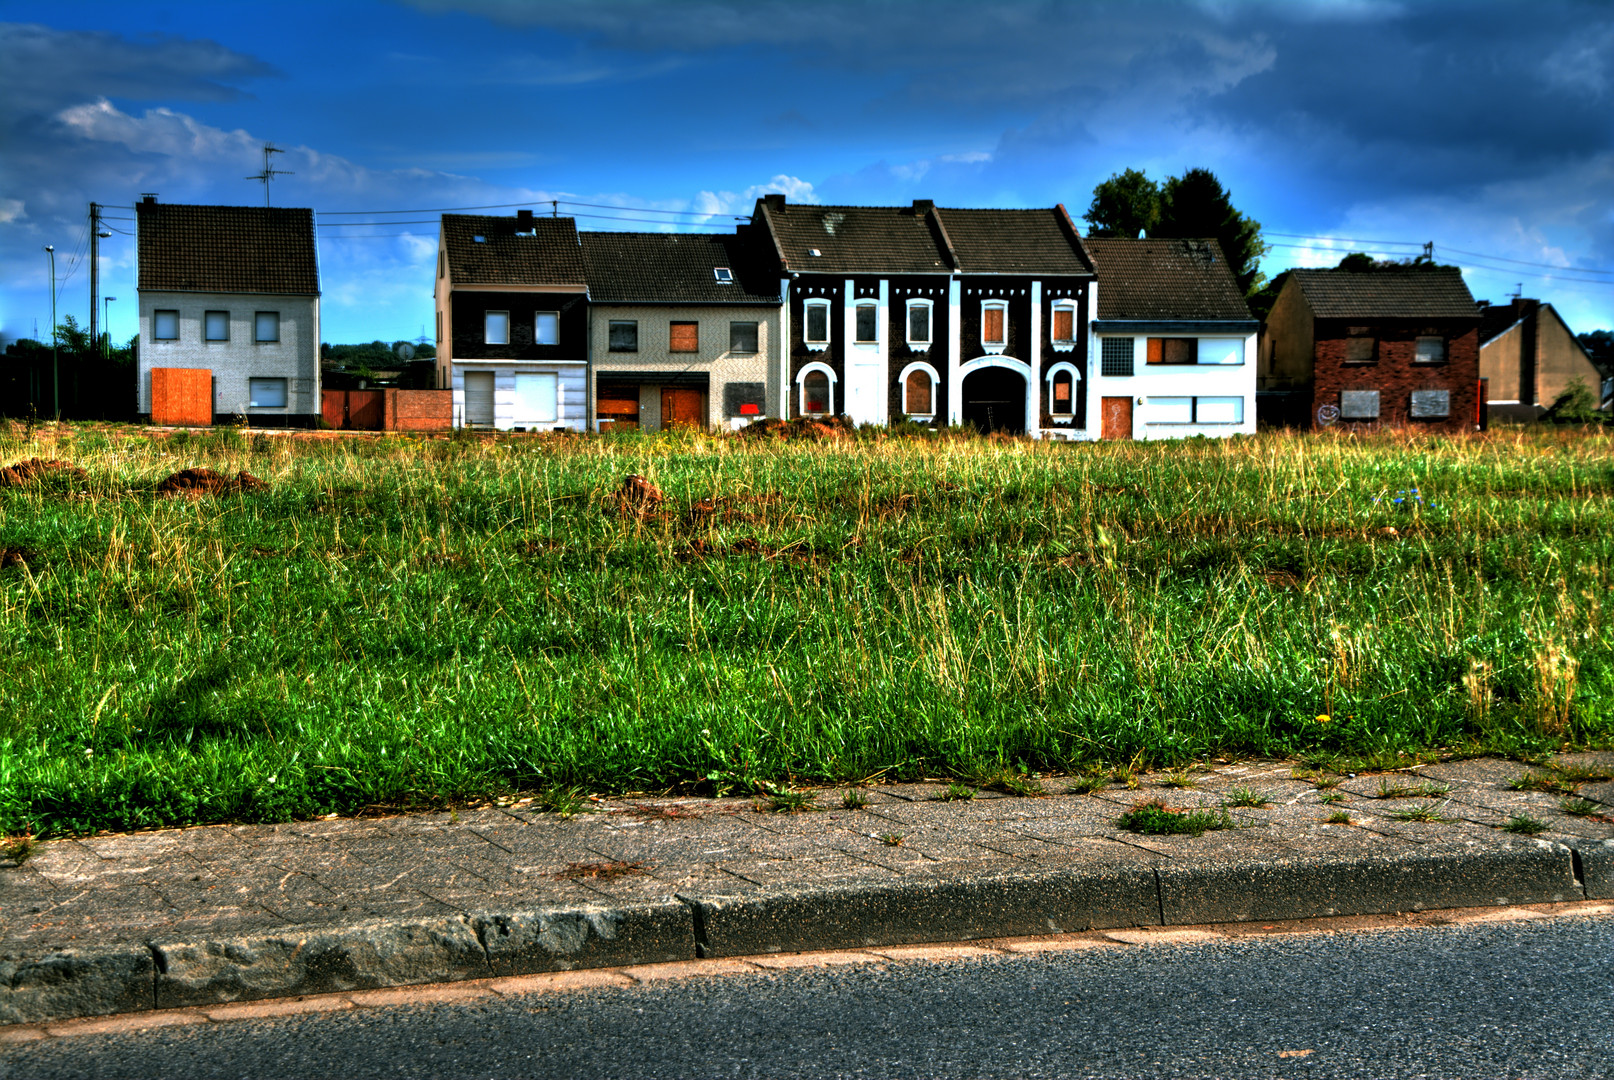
1082 168 1160 239
1579 330 1613 375
1155 168 1269 295
1544 377 1602 424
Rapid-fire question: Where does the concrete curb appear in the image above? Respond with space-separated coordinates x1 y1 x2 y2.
0 843 1593 1026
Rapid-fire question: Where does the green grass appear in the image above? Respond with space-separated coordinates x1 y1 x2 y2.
1222 786 1270 808
2 422 1613 837
1509 773 1578 794
1503 815 1548 835
936 782 977 802
1558 798 1605 818
1377 778 1452 799
840 787 869 810
1388 802 1457 823
1325 810 1352 824
1116 800 1235 836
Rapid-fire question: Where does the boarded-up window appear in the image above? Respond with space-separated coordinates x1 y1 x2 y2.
724 382 766 418
908 303 931 344
1052 307 1074 342
983 305 1006 345
729 322 759 353
1410 389 1450 418
670 322 698 352
608 320 637 352
1147 337 1196 364
1051 370 1074 413
1415 336 1446 363
804 370 831 413
805 302 830 343
905 369 933 415
1100 337 1133 377
1340 390 1380 419
855 304 878 343
1345 336 1376 363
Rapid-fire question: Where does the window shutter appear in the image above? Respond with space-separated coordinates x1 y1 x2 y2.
984 307 1004 343
670 322 698 352
1147 337 1163 364
1052 309 1073 341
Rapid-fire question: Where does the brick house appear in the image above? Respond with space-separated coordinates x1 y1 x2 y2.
1478 298 1610 420
1259 268 1481 432
135 196 321 425
750 195 1096 436
580 231 781 431
434 210 588 430
1083 238 1258 440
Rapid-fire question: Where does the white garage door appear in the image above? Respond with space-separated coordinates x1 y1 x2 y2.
464 371 495 427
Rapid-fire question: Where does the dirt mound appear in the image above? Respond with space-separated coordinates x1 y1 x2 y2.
0 458 88 487
0 546 33 569
156 468 267 496
609 474 665 517
737 417 852 441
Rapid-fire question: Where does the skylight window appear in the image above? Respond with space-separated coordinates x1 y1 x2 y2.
473 235 486 243
713 267 733 284
809 248 821 257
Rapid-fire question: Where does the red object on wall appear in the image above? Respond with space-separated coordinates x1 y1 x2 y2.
150 368 213 426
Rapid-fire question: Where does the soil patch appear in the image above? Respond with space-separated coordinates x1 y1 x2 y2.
156 468 268 496
0 546 36 569
0 458 88 488
608 473 665 518
737 417 852 441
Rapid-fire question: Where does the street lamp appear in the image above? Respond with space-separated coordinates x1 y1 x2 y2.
43 245 57 420
104 297 117 358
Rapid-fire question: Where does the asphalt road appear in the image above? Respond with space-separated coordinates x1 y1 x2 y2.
4 915 1610 1079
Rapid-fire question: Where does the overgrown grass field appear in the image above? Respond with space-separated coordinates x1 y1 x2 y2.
2 423 1611 837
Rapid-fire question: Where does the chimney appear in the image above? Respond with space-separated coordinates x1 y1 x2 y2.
912 199 935 213
516 208 534 230
140 194 158 205
763 193 786 211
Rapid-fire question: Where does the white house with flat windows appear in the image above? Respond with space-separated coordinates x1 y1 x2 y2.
1081 238 1258 440
134 196 321 425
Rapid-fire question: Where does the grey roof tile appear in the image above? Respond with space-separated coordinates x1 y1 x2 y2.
1289 268 1478 320
934 207 1093 274
441 213 585 287
1084 238 1252 320
580 231 779 304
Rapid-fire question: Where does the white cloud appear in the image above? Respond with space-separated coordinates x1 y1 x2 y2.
0 198 24 224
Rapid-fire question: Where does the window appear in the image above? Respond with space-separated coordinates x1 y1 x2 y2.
1147 337 1196 364
153 310 179 341
254 312 280 343
713 267 733 284
898 361 940 418
1410 389 1450 418
1197 339 1244 366
248 378 287 408
1345 334 1377 363
982 302 1007 346
1147 396 1244 424
803 299 831 348
204 311 229 342
515 372 558 424
1150 397 1194 424
1415 336 1446 363
906 300 932 346
855 302 878 343
1051 300 1078 351
1340 390 1380 419
485 311 509 345
1046 361 1081 418
797 362 837 415
534 311 559 346
608 320 638 352
1100 337 1134 377
729 321 759 354
670 322 698 352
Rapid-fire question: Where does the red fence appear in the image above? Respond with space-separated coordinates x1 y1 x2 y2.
322 389 451 432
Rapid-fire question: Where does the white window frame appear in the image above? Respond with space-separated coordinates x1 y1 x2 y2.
980 300 1008 354
713 267 733 284
1044 360 1081 422
1050 299 1078 352
897 360 940 420
485 310 509 345
803 298 831 351
254 311 280 344
796 361 837 416
905 298 933 348
534 311 559 346
153 310 179 341
248 377 288 409
854 300 879 345
204 310 230 342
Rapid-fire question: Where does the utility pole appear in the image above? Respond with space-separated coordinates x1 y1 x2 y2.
89 202 110 352
245 144 294 206
44 245 58 420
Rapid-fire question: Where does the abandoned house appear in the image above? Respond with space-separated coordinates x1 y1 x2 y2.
1258 267 1482 432
1478 297 1610 420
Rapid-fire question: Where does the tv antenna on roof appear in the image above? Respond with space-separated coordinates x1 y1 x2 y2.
246 143 294 206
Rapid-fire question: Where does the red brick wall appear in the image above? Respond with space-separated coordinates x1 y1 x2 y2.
150 368 213 427
1311 321 1479 433
384 389 451 431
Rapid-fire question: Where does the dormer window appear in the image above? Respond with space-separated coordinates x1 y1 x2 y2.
713 267 733 284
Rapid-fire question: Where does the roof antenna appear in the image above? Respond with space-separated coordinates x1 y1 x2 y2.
246 143 294 206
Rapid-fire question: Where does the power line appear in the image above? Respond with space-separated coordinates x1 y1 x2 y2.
1265 241 1614 287
1267 232 1614 277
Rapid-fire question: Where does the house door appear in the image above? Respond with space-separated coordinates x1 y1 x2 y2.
961 365 1026 434
844 357 886 426
661 387 705 430
464 371 495 427
1101 396 1133 440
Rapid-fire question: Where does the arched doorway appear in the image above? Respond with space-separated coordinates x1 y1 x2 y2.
961 363 1027 434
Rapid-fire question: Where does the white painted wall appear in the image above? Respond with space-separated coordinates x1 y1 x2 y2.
450 361 587 431
137 290 319 419
1084 332 1258 440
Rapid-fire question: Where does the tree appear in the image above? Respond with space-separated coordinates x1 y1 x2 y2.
1579 330 1613 376
1155 168 1269 295
1082 168 1160 239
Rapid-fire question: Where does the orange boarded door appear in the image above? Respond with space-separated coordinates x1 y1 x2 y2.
661 387 705 430
346 390 385 430
1101 396 1132 440
151 368 213 426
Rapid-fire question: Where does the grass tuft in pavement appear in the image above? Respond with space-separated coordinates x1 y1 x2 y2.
1117 800 1235 836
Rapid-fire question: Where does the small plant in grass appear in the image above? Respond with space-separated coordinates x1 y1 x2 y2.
1509 773 1576 794
840 788 869 810
1 836 34 865
936 782 977 802
1388 802 1455 823
1558 798 1604 818
1159 771 1196 789
533 785 589 819
1553 764 1613 784
761 786 818 812
977 769 1045 797
1067 775 1107 795
1312 774 1343 790
1222 786 1269 808
1325 811 1352 825
1503 815 1548 835
879 832 904 846
1116 800 1234 837
1318 791 1346 805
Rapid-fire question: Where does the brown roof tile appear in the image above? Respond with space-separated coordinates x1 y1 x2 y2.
136 202 318 295
1289 268 1478 320
758 203 953 274
932 207 1093 274
1084 238 1252 320
441 213 585 287
580 231 779 304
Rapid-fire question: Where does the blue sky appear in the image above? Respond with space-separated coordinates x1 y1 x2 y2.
2 0 1611 347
